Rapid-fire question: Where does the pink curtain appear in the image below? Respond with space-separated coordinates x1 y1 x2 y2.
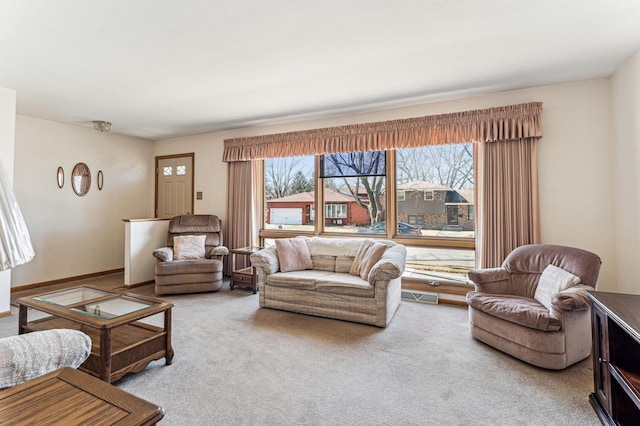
223 102 542 161
475 138 540 268
225 161 261 272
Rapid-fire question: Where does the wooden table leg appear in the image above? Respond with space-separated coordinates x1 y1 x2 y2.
100 329 112 383
165 308 174 365
18 305 27 335
230 252 236 290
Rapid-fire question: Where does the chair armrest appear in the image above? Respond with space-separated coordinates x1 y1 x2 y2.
369 244 406 283
551 284 595 311
153 247 173 262
209 246 229 257
467 268 511 293
0 329 91 389
250 247 279 275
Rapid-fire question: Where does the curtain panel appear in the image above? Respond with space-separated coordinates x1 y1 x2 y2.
475 139 540 268
223 102 542 162
225 161 262 273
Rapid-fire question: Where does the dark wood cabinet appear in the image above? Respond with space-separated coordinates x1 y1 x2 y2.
588 291 640 425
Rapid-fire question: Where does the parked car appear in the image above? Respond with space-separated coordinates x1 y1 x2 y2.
354 221 422 235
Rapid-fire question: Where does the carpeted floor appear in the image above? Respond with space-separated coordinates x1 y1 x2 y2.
5 274 599 425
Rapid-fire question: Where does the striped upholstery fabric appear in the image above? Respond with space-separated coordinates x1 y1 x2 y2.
0 329 91 388
251 237 406 328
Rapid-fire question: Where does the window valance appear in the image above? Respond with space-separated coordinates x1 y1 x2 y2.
223 102 542 162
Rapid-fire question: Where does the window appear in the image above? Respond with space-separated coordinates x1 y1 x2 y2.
325 204 347 218
163 166 172 176
176 165 186 175
321 151 386 234
264 155 315 232
260 144 475 283
396 144 474 282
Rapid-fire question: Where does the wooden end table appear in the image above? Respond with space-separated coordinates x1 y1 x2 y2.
230 246 263 294
16 285 174 384
0 367 164 425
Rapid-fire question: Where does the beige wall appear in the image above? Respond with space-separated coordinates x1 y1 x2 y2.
611 50 640 295
11 116 154 287
157 78 619 292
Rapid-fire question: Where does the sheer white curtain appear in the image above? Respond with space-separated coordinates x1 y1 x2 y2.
0 160 34 270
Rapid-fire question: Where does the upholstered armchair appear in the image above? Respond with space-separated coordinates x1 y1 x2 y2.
0 329 91 388
153 215 228 295
466 244 601 370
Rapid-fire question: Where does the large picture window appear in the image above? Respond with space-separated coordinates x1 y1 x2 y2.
261 146 475 282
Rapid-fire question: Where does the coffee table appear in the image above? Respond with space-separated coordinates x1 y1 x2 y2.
16 285 174 384
0 367 164 425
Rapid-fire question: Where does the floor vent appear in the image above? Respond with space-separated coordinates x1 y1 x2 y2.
401 290 439 305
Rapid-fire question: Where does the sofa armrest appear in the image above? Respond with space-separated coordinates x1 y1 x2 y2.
209 246 229 258
250 247 280 275
153 247 173 262
368 244 406 283
0 329 91 389
468 268 511 293
551 284 595 311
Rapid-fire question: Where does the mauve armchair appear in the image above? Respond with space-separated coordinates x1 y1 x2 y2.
153 215 228 295
466 244 601 370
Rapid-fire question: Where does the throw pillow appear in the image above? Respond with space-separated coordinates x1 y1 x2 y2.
349 241 388 281
533 264 581 310
173 235 206 260
275 238 313 272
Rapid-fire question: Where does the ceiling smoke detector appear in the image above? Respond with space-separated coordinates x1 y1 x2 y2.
93 120 111 132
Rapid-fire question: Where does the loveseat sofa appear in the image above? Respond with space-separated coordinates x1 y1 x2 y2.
250 237 407 328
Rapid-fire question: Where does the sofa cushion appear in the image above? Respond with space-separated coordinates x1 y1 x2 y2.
173 235 206 260
312 255 336 272
155 258 223 275
307 237 364 257
276 238 313 272
350 241 388 280
466 292 562 331
267 270 333 290
316 273 375 298
534 265 581 310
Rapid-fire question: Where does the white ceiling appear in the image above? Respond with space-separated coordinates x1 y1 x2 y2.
1 1 640 140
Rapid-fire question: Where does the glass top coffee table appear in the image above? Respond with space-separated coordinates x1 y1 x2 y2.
16 285 174 384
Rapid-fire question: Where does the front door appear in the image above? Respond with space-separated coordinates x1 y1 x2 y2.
447 205 459 225
156 154 194 217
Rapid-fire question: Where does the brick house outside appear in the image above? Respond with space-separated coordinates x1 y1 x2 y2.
397 181 474 231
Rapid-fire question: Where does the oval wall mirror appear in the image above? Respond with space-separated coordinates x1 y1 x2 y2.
71 162 91 196
57 166 64 188
97 170 104 190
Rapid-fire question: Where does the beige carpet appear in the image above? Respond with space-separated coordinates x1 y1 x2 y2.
5 274 599 425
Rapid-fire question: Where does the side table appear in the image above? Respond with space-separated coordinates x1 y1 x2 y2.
230 246 263 294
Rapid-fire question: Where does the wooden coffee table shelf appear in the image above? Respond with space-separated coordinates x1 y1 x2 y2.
16 285 174 384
